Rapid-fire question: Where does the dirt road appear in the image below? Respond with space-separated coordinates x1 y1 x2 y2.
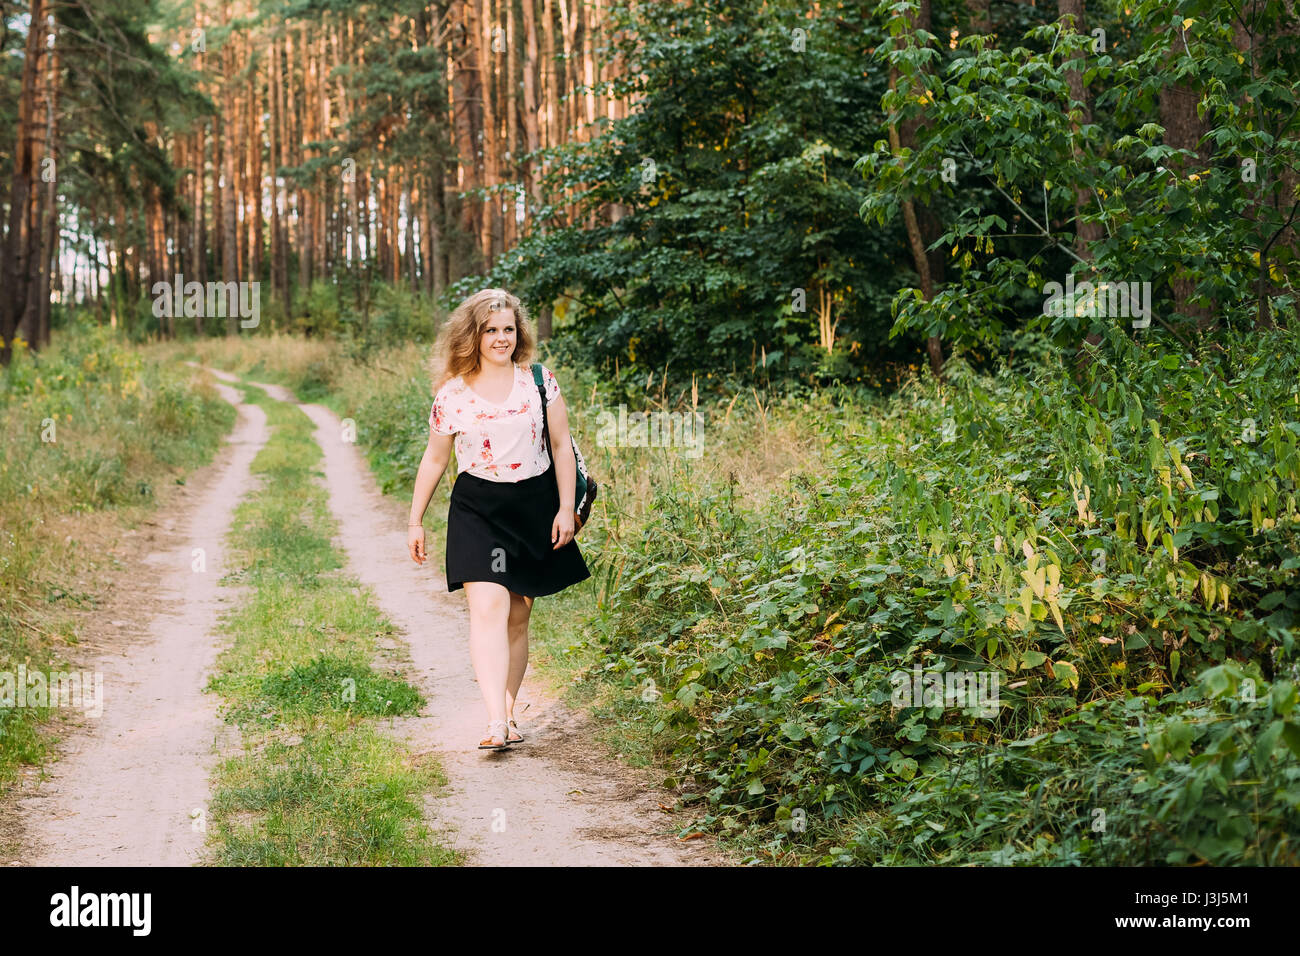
269 378 723 865
13 374 264 865
9 366 724 866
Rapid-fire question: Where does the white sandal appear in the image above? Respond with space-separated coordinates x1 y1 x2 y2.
479 719 509 750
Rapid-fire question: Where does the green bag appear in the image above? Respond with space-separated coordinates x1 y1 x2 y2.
532 363 597 531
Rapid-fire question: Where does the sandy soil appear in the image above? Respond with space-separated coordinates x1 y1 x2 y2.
250 378 726 866
9 370 265 865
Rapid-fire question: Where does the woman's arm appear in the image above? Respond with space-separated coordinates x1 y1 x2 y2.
408 429 454 563
547 393 578 548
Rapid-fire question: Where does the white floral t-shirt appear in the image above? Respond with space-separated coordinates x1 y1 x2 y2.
429 363 562 482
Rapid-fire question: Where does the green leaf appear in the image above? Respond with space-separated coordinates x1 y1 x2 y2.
1254 720 1284 770
1280 722 1300 759
1259 591 1286 611
888 756 918 781
780 720 808 742
1201 665 1234 698
1270 682 1297 718
745 748 771 773
1164 720 1194 760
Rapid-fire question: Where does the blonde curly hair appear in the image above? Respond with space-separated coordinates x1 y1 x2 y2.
430 288 537 393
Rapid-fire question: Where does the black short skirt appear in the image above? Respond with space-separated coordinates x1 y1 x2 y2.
445 467 591 598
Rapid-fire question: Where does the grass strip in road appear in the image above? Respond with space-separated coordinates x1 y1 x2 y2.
204 381 460 866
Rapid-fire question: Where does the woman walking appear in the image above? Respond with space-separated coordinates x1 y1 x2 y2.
407 289 591 751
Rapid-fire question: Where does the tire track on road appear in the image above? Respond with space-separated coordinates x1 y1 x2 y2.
15 368 266 865
246 376 723 866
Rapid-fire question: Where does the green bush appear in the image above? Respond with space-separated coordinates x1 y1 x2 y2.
297 279 343 339
586 323 1300 864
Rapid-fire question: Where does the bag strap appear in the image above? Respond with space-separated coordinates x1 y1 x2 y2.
531 362 551 451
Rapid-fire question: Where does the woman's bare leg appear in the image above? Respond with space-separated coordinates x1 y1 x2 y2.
505 591 534 724
464 581 511 732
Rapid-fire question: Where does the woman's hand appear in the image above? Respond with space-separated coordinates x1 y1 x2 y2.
551 509 575 549
408 430 452 566
409 525 427 564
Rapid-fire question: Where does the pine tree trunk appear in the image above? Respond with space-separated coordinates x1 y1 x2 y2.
221 2 239 334
521 0 543 222
450 0 481 278
478 0 500 266
36 19 60 348
299 25 314 296
270 28 285 315
505 0 519 250
1 0 48 362
314 26 327 282
249 53 263 287
559 0 579 224
232 31 245 292
284 26 297 317
543 0 558 158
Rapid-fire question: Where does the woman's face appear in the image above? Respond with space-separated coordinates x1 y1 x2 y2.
478 309 517 367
